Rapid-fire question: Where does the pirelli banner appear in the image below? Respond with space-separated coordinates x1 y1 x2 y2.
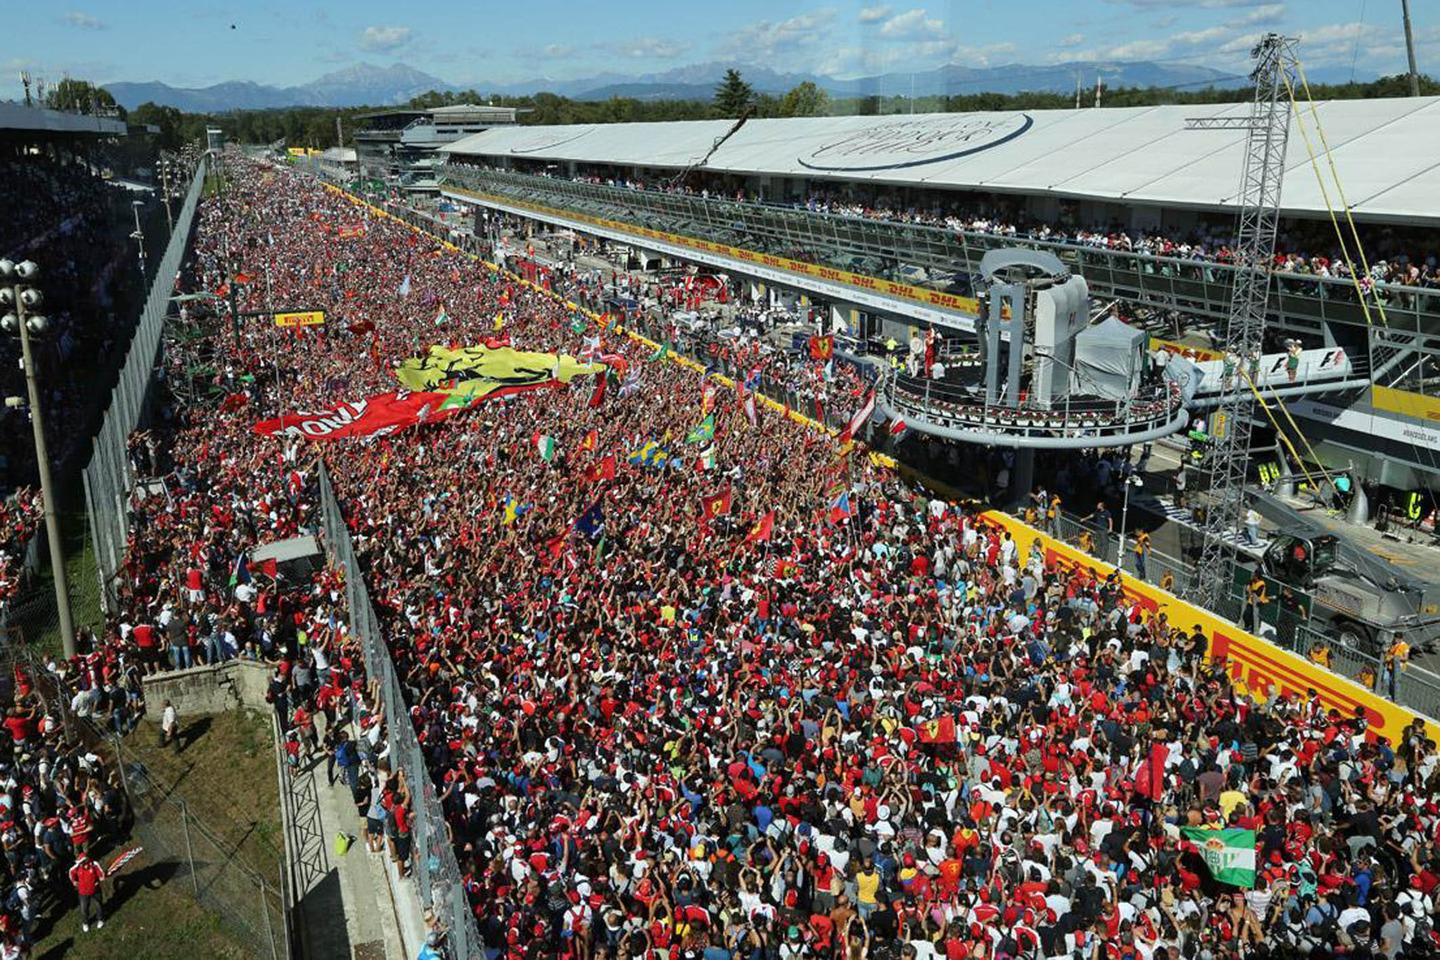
981 509 1440 745
275 310 326 327
444 184 981 319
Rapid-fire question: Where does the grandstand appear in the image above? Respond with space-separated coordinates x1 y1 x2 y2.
439 102 1440 494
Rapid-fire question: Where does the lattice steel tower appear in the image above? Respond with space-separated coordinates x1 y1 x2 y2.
1184 34 1298 613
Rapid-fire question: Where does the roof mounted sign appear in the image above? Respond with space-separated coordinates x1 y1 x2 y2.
798 113 1033 172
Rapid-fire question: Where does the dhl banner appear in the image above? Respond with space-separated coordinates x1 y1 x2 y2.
1371 384 1440 423
443 184 981 318
1150 337 1223 361
395 343 604 400
275 310 326 327
980 510 1439 746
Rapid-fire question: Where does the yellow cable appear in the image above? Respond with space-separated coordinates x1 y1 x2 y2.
1293 57 1391 327
1234 364 1326 495
1279 68 1382 328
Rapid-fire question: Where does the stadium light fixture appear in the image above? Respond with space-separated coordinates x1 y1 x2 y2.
1 259 75 657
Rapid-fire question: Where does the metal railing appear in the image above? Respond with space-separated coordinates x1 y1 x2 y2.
884 367 1187 444
316 461 481 960
439 165 1440 342
83 157 206 613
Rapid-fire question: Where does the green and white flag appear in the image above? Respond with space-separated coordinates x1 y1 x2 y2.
434 306 449 326
533 432 557 462
1181 828 1256 888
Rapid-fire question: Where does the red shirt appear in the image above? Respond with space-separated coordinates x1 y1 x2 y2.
3 715 31 743
133 624 156 649
69 859 104 896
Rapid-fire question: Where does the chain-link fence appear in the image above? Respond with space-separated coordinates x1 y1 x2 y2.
112 733 290 960
84 157 207 615
12 648 290 959
316 462 480 959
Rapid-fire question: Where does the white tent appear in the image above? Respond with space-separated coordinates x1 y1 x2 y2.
1071 317 1149 400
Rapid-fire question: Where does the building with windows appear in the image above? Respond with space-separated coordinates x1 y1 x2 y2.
353 104 519 193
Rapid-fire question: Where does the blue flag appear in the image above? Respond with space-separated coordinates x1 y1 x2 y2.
574 501 605 541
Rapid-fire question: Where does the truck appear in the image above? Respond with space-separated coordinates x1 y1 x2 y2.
1248 492 1440 657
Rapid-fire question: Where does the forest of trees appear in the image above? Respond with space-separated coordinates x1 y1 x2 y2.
57 68 1440 152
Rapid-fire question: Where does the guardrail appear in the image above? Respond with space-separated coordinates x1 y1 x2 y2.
83 157 207 614
316 461 482 960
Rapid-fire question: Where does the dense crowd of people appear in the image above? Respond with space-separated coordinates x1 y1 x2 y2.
0 655 130 953
469 162 1440 300
65 155 1440 960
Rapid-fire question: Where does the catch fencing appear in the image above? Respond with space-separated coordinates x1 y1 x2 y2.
84 157 207 614
12 649 289 959
316 461 481 959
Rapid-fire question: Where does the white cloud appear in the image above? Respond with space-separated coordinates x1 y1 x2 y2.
542 43 575 58
62 11 106 30
608 36 690 59
879 8 947 41
719 9 838 65
859 4 893 24
1059 33 1085 48
359 25 412 52
1232 3 1285 26
1111 0 1273 7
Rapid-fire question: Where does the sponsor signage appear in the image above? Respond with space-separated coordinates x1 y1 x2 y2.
1290 397 1440 450
274 310 326 327
443 185 981 324
798 113 1034 172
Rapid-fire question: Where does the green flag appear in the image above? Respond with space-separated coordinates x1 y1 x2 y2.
686 414 716 445
1180 828 1256 888
650 341 670 362
533 432 557 462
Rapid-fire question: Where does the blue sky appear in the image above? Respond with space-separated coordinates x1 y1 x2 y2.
4 0 1437 98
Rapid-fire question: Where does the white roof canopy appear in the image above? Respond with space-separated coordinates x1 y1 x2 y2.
442 98 1440 224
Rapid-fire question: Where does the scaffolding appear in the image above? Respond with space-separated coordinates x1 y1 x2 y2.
1184 33 1299 611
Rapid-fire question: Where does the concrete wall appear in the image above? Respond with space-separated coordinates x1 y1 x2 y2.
140 659 273 716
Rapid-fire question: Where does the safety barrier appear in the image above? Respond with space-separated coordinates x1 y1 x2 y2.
83 157 207 613
982 509 1440 744
315 462 482 960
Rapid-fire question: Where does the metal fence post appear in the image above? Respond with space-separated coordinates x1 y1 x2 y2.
260 875 278 960
181 799 199 896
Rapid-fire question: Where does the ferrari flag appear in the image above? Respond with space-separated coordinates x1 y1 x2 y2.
253 391 474 440
395 343 604 400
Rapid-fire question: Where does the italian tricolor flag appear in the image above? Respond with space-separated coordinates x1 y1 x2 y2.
533 431 557 462
1180 828 1256 887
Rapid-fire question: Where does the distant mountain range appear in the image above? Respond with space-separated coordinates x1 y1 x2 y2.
103 59 1375 113
104 63 452 112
